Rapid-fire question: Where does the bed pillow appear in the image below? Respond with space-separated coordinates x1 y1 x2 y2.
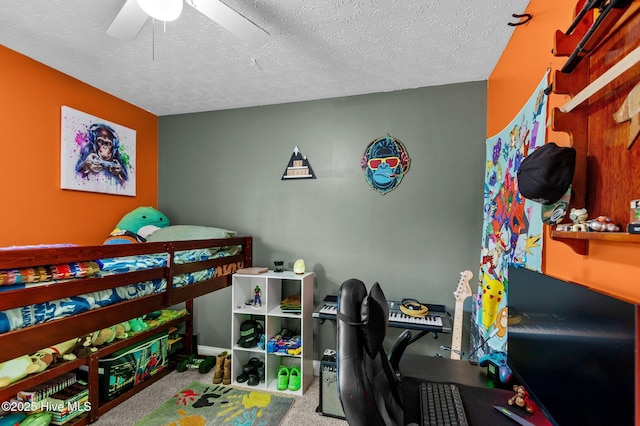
146 225 236 242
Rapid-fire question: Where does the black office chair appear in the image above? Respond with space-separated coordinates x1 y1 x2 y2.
336 278 413 426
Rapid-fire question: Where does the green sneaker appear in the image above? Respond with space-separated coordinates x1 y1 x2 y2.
277 365 289 391
199 356 216 374
177 354 194 372
288 366 301 391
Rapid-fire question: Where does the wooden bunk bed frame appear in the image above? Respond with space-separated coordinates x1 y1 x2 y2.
0 236 252 424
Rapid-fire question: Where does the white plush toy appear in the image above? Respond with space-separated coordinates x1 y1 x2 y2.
0 355 40 388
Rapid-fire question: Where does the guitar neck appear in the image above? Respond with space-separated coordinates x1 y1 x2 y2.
451 300 465 360
451 270 473 360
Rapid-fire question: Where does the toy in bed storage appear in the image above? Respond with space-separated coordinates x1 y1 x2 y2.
0 236 252 423
79 332 168 401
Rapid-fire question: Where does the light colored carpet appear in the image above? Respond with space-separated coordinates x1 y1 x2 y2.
93 368 347 426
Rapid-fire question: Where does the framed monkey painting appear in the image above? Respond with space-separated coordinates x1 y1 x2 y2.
60 106 136 196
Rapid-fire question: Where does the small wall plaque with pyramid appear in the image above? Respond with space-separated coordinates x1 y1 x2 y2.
281 146 316 180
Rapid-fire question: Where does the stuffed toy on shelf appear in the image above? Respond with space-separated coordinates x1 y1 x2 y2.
128 317 148 333
0 356 40 388
29 337 78 371
70 334 99 359
0 337 82 388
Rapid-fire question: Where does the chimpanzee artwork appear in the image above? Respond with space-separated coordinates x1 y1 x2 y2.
361 134 411 195
61 106 136 196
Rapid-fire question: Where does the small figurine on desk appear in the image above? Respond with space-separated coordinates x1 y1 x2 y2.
253 285 262 307
508 385 534 413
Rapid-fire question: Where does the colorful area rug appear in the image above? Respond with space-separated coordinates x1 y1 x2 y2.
135 382 294 426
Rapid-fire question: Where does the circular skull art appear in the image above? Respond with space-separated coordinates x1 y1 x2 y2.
361 134 411 195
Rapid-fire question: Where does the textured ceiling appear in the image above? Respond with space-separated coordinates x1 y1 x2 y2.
0 0 530 116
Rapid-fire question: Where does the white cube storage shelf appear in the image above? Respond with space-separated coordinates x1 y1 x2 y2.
231 270 314 395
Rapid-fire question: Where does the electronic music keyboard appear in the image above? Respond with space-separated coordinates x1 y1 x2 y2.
313 295 452 334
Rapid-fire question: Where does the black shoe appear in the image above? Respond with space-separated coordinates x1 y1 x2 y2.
239 358 264 384
256 366 265 382
242 357 263 373
236 371 250 383
247 374 260 386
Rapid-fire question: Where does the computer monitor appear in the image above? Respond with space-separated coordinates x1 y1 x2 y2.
507 265 636 426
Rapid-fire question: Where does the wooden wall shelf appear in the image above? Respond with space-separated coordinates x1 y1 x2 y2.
551 230 640 242
550 229 640 255
550 5 640 255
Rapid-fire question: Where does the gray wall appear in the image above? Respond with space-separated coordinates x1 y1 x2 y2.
158 81 487 360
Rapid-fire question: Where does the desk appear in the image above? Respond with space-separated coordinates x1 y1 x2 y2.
400 356 552 426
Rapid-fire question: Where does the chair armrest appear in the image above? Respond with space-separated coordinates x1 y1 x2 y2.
389 329 412 372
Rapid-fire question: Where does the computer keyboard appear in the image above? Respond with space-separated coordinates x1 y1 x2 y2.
419 382 469 426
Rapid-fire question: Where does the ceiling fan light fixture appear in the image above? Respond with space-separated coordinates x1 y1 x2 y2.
137 0 183 21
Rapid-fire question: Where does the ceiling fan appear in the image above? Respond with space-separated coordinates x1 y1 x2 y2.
107 0 270 47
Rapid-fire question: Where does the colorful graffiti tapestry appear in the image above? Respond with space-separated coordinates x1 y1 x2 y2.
471 73 548 356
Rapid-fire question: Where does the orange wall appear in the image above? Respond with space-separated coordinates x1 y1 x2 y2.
488 0 640 303
488 1 640 423
0 46 158 246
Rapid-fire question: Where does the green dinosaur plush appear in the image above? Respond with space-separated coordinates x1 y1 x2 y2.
128 317 148 333
104 206 170 244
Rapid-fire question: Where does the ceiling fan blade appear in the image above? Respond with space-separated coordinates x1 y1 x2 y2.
185 0 270 47
107 0 150 40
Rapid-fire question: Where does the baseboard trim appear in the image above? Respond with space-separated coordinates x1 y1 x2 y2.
196 345 229 357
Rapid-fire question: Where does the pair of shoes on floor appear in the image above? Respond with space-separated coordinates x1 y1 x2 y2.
236 357 264 386
212 351 231 385
177 354 216 374
277 365 301 391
